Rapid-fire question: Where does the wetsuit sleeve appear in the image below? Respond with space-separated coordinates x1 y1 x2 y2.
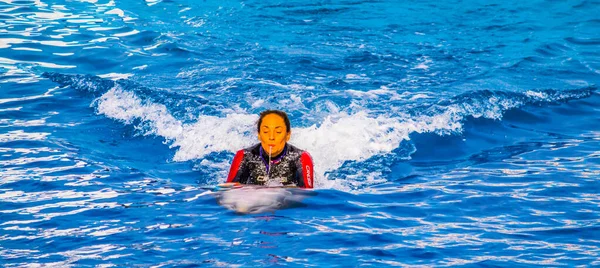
227 150 246 183
297 151 314 188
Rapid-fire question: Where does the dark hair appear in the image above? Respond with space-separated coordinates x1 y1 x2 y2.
257 110 291 133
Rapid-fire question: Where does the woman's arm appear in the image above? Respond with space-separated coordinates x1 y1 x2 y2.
226 150 246 183
298 152 314 188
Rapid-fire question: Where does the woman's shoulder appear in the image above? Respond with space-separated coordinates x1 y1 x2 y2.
242 143 262 155
287 144 311 156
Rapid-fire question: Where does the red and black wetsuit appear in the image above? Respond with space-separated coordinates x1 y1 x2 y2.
226 143 314 188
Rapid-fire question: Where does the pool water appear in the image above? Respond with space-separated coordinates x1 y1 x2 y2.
1 0 599 266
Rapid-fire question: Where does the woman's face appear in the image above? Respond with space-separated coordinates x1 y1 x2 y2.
258 113 291 157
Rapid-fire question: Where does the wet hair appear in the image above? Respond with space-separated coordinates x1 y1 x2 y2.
257 110 291 133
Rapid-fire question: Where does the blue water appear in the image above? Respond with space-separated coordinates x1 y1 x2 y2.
1 0 599 266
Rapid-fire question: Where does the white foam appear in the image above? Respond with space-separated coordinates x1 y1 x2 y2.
92 84 553 191
170 113 257 161
292 112 411 185
95 86 184 140
94 86 257 161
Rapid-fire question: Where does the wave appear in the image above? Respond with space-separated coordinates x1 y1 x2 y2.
42 72 208 122
43 72 596 189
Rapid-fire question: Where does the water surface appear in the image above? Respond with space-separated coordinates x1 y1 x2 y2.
1 0 599 266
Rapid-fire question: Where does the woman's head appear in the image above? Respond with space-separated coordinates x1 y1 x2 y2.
257 110 291 157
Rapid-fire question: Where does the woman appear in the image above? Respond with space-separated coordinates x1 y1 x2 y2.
226 110 314 188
